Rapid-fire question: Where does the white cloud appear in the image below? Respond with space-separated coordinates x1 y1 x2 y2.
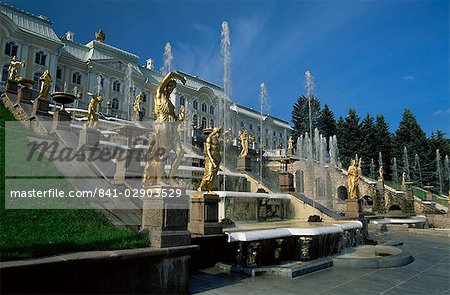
433 108 450 116
403 76 414 81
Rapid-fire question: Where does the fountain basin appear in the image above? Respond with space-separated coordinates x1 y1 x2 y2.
332 245 414 268
51 92 76 105
17 77 36 89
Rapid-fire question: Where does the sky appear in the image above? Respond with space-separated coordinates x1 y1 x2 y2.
9 0 449 136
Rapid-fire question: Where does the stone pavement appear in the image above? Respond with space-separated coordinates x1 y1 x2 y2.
190 231 450 294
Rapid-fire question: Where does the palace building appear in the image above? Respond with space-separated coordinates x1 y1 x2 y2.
0 2 291 150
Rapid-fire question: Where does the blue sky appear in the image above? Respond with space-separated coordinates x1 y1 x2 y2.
10 0 449 136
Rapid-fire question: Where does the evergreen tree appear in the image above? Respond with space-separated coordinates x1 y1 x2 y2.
336 108 362 167
318 104 337 146
392 109 429 185
373 115 392 179
359 113 376 176
291 94 321 140
428 131 450 193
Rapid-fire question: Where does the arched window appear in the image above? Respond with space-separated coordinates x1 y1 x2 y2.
192 114 198 127
249 123 253 130
113 80 121 92
240 121 244 128
112 98 120 110
55 84 61 92
2 65 9 81
201 117 207 130
35 50 47 66
72 72 82 85
33 72 42 90
210 119 214 127
179 96 185 106
4 41 18 57
201 102 207 112
209 105 214 115
193 100 198 110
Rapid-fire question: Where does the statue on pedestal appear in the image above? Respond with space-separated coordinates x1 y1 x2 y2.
86 93 103 128
37 69 52 100
378 165 384 182
133 92 144 113
249 134 255 150
8 56 25 81
142 71 186 186
198 126 222 193
239 130 248 157
288 136 294 150
348 159 360 199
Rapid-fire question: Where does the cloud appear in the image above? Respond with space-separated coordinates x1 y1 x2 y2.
433 108 450 116
403 76 414 81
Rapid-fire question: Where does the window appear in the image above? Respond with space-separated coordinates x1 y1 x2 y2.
35 51 47 66
192 114 198 126
112 98 120 110
4 41 18 57
55 84 61 92
249 124 253 130
201 117 207 130
2 65 9 81
72 72 81 85
209 105 214 115
193 100 198 110
56 67 62 80
280 132 283 138
273 131 276 137
210 119 214 127
179 96 185 106
240 121 244 128
33 72 42 90
141 107 146 115
201 103 207 112
113 80 121 92
257 126 261 132
142 92 147 102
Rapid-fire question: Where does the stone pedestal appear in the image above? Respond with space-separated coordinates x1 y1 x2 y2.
345 199 360 219
279 172 294 192
17 87 33 104
188 193 222 235
405 189 414 200
374 180 386 213
31 99 50 117
51 110 71 132
78 127 101 148
287 148 294 156
141 187 191 248
131 110 140 121
6 79 19 94
237 156 251 172
426 191 433 201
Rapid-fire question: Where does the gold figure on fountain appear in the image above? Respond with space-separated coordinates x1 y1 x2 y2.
86 93 103 128
37 69 52 100
7 56 25 81
142 71 187 187
198 126 222 193
131 92 144 121
239 130 248 157
348 159 360 199
378 165 384 182
288 136 294 150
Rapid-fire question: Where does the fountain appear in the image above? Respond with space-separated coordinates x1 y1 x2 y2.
163 42 173 74
50 90 76 132
436 149 443 195
124 64 133 120
16 77 36 104
221 21 231 189
259 82 269 181
370 159 375 179
403 146 410 180
392 157 399 185
413 153 423 187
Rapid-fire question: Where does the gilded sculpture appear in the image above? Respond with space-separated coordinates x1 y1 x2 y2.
37 69 52 100
133 92 144 113
288 136 294 150
198 126 222 193
348 159 360 199
249 134 255 149
86 93 103 128
239 130 248 157
7 56 25 81
142 71 186 186
378 165 384 182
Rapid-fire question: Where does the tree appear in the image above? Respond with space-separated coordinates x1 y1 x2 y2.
359 113 376 176
336 108 362 167
291 94 321 140
392 109 429 185
373 115 392 179
318 104 337 146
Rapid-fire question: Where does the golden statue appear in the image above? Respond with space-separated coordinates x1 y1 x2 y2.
86 93 103 128
198 126 222 193
37 69 52 100
378 165 384 182
133 92 144 113
239 130 248 157
402 172 406 185
8 56 25 81
142 71 186 186
288 136 294 150
348 159 360 199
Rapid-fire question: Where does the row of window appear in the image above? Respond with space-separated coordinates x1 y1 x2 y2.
4 41 47 66
239 121 285 138
192 114 214 130
180 96 214 114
